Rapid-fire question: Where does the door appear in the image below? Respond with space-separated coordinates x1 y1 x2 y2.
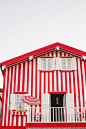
51 94 64 122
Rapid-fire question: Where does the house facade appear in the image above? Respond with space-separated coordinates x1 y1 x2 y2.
0 42 86 128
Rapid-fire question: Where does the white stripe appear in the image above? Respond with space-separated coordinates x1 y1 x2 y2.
23 116 26 126
71 72 74 94
24 61 28 92
13 115 16 126
42 73 44 93
54 71 56 91
67 72 69 93
10 66 15 126
33 59 36 96
2 68 8 126
63 72 65 91
20 63 23 92
82 61 85 106
78 59 83 108
15 65 19 92
37 71 39 99
18 115 21 126
29 61 31 95
6 67 11 126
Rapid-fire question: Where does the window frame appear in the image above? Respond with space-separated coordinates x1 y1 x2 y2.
41 58 53 71
61 58 72 70
15 94 25 110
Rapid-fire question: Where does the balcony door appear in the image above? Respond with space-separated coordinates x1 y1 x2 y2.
51 94 64 122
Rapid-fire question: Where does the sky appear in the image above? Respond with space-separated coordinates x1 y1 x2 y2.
0 0 86 88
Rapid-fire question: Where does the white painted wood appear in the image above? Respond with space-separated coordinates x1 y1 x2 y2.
37 58 41 70
52 58 55 70
10 94 15 110
41 94 50 122
56 57 61 70
66 93 74 122
72 57 77 70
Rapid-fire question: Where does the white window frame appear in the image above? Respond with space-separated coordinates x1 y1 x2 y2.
61 58 72 70
15 94 25 110
42 58 52 70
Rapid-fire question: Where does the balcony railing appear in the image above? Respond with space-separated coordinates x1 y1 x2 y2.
27 107 86 123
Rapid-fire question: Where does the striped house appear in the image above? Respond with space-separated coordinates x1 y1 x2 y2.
0 42 86 129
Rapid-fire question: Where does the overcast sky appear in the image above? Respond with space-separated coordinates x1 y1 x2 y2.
0 0 86 88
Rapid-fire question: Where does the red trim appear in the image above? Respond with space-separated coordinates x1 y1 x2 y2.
41 56 54 58
60 56 72 58
26 123 86 128
13 92 28 94
1 42 86 66
40 70 54 72
60 70 73 72
48 91 67 94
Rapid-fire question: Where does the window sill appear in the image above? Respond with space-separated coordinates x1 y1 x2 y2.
11 111 27 116
60 70 73 72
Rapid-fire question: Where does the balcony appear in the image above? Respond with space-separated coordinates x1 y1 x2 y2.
26 107 86 123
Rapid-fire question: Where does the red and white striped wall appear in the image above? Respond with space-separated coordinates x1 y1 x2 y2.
1 50 86 127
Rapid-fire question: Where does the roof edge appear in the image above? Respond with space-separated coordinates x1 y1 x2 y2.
0 42 86 66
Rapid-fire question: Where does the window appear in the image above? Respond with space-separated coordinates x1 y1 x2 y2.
62 58 72 70
15 94 25 110
42 58 52 70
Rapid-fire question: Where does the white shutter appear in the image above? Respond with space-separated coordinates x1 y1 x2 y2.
66 93 74 122
10 94 15 110
37 58 41 70
56 57 61 70
52 58 55 70
72 57 77 70
41 94 50 122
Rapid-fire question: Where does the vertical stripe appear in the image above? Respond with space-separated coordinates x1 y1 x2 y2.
6 67 11 126
33 59 36 97
35 59 37 98
2 69 6 126
48 72 50 92
3 68 9 126
22 63 25 92
13 66 16 92
24 61 28 92
29 61 31 95
44 72 46 93
46 72 48 93
15 65 19 92
20 63 23 92
27 61 29 93
17 64 21 92
31 60 33 96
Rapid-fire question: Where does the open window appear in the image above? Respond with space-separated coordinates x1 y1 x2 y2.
10 94 27 111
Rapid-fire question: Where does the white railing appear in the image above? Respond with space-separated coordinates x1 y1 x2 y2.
27 107 86 123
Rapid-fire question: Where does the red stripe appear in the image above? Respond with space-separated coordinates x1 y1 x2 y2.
21 116 23 126
52 71 54 91
8 67 13 126
35 59 37 98
12 116 14 126
48 72 50 92
22 63 25 92
1 70 6 126
16 116 18 126
44 72 46 93
27 61 29 92
80 59 85 107
73 71 76 107
17 64 21 92
60 52 63 91
4 68 9 126
76 59 81 110
31 60 33 96
39 71 41 112
13 66 16 92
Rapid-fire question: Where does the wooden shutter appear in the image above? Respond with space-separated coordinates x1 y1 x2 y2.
66 93 74 122
56 57 61 70
52 58 55 70
72 57 77 70
37 58 41 70
10 94 15 110
41 94 50 122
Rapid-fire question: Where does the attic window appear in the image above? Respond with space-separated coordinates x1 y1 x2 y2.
62 58 71 70
42 58 52 70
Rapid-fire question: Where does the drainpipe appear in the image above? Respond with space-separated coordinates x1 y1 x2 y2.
0 64 4 76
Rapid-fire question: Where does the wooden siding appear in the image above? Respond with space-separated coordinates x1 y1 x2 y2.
1 50 86 127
